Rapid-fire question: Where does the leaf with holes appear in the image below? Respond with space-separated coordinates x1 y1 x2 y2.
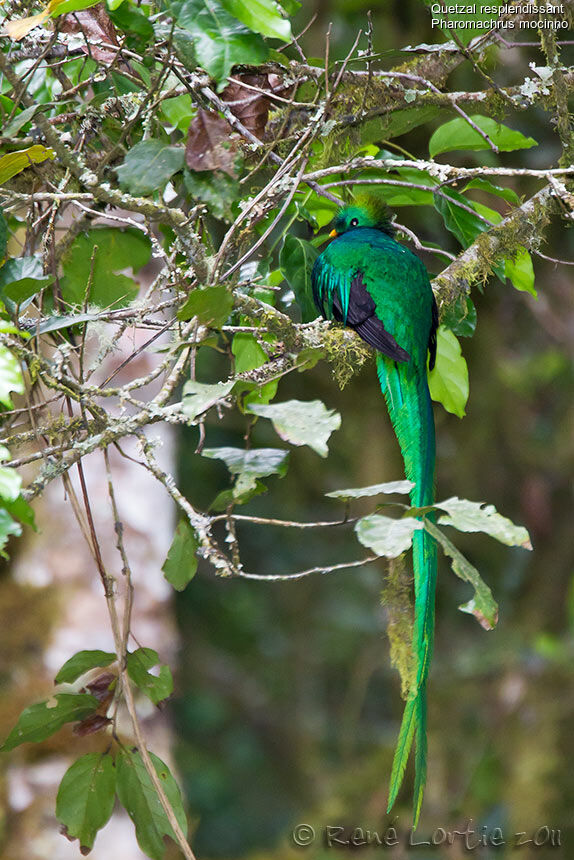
355 514 422 558
126 648 174 705
248 400 341 458
0 693 99 751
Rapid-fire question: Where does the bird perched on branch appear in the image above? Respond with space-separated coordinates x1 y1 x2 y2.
311 196 438 826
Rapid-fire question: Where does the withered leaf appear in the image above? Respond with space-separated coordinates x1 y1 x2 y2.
82 671 116 706
60 6 120 65
221 74 284 140
185 108 238 176
73 713 112 737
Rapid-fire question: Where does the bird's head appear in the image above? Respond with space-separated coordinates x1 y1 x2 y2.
329 195 395 239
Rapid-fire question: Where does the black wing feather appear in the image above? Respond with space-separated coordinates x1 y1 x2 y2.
428 294 438 371
332 273 410 363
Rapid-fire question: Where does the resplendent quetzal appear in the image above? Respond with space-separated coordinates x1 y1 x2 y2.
311 196 438 825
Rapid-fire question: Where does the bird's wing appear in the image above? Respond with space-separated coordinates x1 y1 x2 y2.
333 272 411 361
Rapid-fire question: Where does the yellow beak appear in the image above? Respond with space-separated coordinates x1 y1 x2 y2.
329 228 338 238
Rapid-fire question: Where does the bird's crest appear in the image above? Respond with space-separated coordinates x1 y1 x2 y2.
353 193 395 236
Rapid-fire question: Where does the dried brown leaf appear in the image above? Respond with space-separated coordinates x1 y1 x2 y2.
185 108 238 176
72 713 112 736
60 6 120 65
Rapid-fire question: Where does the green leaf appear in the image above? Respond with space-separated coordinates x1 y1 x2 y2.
441 295 477 338
0 509 21 559
109 1 154 43
423 519 499 631
160 94 195 131
0 464 21 503
60 228 151 309
326 480 414 500
50 0 102 16
362 106 440 144
355 514 422 558
168 0 268 87
219 0 291 40
433 187 490 248
0 146 55 184
162 519 198 591
247 399 341 458
0 693 99 751
202 446 288 479
428 326 469 418
435 496 532 549
116 748 188 860
56 753 116 853
126 648 174 705
182 379 235 421
232 331 267 372
232 331 278 408
429 116 537 158
0 207 7 261
463 177 521 207
0 345 24 409
177 286 234 326
55 650 117 684
0 256 54 313
505 247 536 296
1 104 42 139
279 235 318 323
183 169 239 220
116 140 185 196
27 312 102 336
2 493 36 530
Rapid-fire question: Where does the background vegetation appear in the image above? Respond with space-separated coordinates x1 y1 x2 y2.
0 0 573 857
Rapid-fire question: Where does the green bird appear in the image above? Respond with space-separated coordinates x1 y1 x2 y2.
311 196 438 826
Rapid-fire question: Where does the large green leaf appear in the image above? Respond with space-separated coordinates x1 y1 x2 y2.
54 650 117 684
0 693 99 751
177 286 234 326
60 227 151 309
326 480 414 500
116 748 188 860
505 247 536 296
116 140 185 196
440 295 477 338
0 146 55 184
0 345 24 409
423 519 499 631
433 187 491 248
435 496 532 549
0 256 54 313
355 514 422 558
126 648 174 705
202 446 288 479
232 331 277 408
0 509 21 559
219 0 291 40
279 235 318 323
0 207 7 261
248 399 341 458
183 169 239 220
428 326 469 418
162 519 199 591
182 379 235 421
56 753 116 853
430 116 537 158
167 0 268 87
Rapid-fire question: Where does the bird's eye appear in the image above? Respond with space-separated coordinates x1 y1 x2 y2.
350 217 359 227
